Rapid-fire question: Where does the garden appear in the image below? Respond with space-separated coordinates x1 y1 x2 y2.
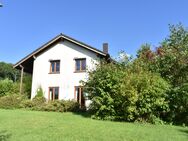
0 24 188 140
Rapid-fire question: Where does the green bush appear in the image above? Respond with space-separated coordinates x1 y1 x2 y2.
0 94 25 109
84 61 170 123
20 98 79 113
35 86 44 98
20 100 35 108
0 61 19 81
20 87 46 109
0 79 14 97
23 74 32 98
62 100 80 112
39 100 79 112
32 96 46 105
41 101 65 112
20 96 46 109
167 83 188 125
133 72 170 122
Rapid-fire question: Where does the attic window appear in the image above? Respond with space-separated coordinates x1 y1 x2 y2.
50 60 60 73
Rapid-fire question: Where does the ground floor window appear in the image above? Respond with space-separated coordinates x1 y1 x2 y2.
48 87 59 100
74 86 85 107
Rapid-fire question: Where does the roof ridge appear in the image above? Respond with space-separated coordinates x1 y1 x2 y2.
14 33 107 69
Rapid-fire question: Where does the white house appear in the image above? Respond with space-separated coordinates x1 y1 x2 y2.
14 33 109 107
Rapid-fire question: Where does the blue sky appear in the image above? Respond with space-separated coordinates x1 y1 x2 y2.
0 0 188 63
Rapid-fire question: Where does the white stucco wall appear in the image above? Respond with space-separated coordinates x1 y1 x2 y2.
31 40 100 106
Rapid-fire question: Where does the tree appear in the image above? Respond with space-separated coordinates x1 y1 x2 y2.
136 24 188 87
0 62 19 81
83 57 169 123
0 62 32 98
135 24 188 125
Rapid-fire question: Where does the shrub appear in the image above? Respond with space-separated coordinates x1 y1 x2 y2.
20 100 35 108
20 98 79 113
39 100 79 112
62 100 80 112
167 83 188 125
84 61 170 123
20 87 46 109
0 79 14 97
0 130 11 141
84 62 123 120
0 94 25 109
133 72 170 122
23 74 32 98
20 96 46 109
32 96 46 105
41 101 65 112
35 86 44 98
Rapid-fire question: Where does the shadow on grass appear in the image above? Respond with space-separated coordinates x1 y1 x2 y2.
72 111 92 118
178 128 188 137
0 130 11 141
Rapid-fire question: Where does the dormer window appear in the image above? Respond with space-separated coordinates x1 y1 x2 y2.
50 60 60 73
75 58 86 72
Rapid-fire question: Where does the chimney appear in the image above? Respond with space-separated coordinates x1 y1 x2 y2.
103 43 108 54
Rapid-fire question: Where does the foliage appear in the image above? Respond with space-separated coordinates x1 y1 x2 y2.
0 79 79 112
1 24 188 126
20 96 46 109
0 130 11 141
131 66 170 122
134 24 188 125
23 74 32 98
136 43 151 58
155 24 188 86
0 79 14 97
84 60 170 123
35 86 44 98
20 99 35 108
84 61 122 120
136 24 188 87
40 100 65 112
0 94 25 109
0 61 32 98
0 79 20 97
61 100 80 112
0 62 19 81
167 83 188 125
20 98 79 113
39 100 79 112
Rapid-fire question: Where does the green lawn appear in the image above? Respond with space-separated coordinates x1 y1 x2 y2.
0 109 187 141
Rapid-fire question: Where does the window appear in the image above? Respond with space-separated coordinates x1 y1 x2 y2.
50 60 60 73
74 86 85 107
75 58 86 72
49 87 59 100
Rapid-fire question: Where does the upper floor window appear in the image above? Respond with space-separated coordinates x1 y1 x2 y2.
50 60 60 73
75 58 86 72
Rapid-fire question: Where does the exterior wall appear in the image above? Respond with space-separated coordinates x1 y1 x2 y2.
31 40 99 107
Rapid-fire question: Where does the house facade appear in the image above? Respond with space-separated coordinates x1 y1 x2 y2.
14 33 109 107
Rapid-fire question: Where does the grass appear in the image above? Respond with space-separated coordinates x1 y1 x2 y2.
0 109 187 141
